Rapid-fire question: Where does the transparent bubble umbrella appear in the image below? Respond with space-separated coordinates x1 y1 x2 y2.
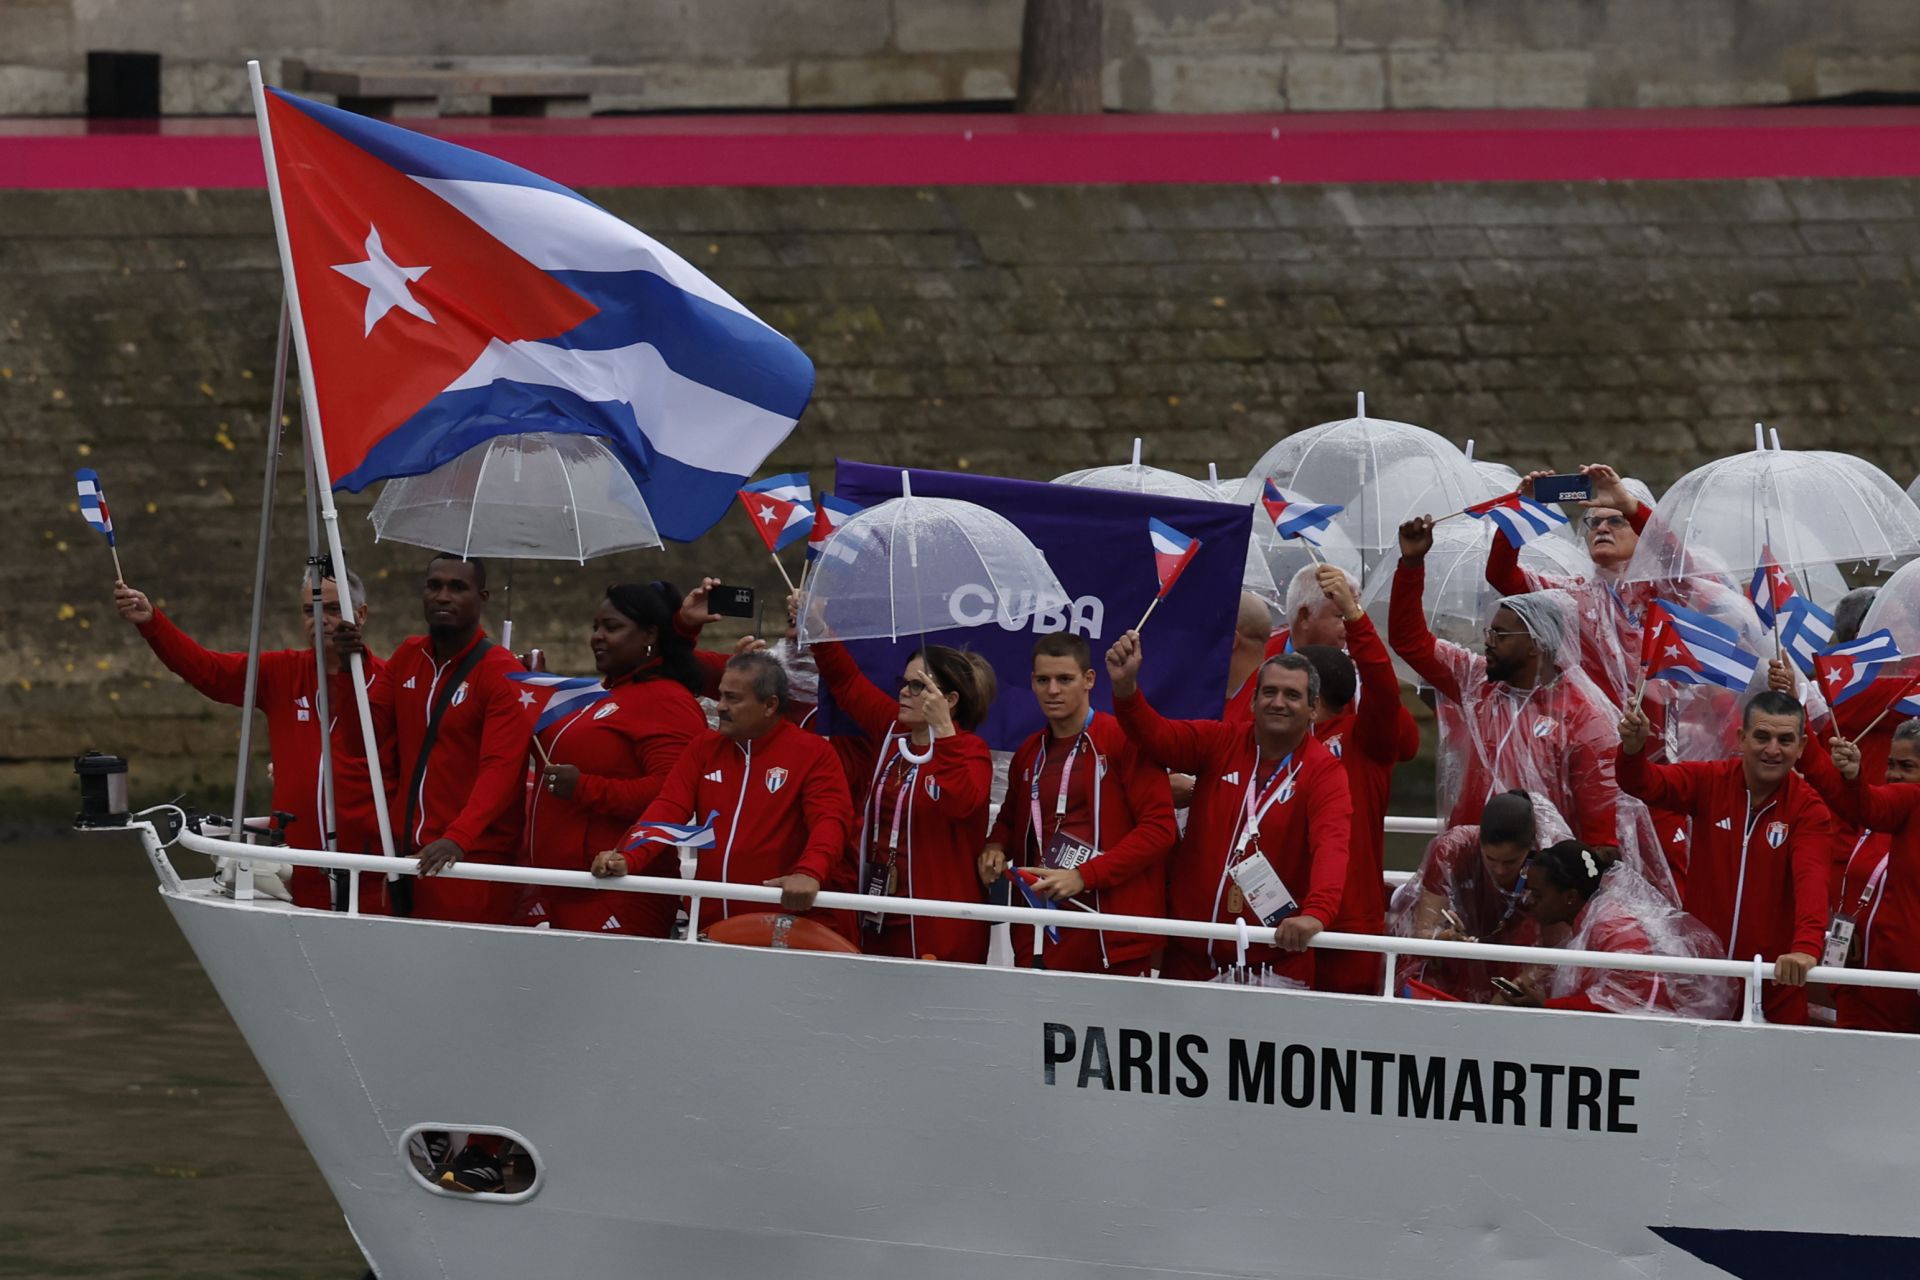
369 432 663 562
1861 557 1920 655
1620 428 1920 588
799 473 1067 644
1358 517 1590 653
1233 394 1497 556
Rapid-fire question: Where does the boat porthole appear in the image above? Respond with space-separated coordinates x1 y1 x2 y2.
398 1124 542 1203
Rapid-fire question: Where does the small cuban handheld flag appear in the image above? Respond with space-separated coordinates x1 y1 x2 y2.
507 671 611 733
1812 630 1918 737
1464 490 1570 550
1641 599 1761 691
1006 866 1062 943
1259 480 1342 546
1778 594 1836 678
738 473 815 553
74 468 124 579
252 83 814 542
807 493 862 561
1147 518 1202 598
1747 549 1798 629
623 810 720 853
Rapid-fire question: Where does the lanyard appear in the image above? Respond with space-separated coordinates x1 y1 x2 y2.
1028 715 1093 851
1488 868 1529 936
1232 751 1298 863
875 752 919 857
1852 841 1892 918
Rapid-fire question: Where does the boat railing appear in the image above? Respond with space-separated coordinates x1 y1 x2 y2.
136 818 1920 1025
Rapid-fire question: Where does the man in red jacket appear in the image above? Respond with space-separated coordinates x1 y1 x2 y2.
978 634 1177 975
594 652 854 936
335 556 528 924
1108 631 1353 988
1617 690 1833 1023
1303 563 1422 994
115 572 384 908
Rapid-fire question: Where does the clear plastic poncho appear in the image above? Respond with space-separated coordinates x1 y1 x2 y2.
1417 588 1677 905
1545 863 1736 1020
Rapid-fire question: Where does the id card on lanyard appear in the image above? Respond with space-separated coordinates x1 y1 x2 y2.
1823 837 1888 969
1224 753 1300 922
1031 721 1098 871
863 755 917 925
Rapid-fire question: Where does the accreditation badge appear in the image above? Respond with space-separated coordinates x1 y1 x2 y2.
1227 853 1299 926
1822 911 1859 969
1043 831 1097 871
861 859 897 927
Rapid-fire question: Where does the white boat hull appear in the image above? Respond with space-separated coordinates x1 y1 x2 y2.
163 879 1919 1279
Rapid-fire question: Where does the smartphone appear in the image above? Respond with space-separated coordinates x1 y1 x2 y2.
1490 976 1526 1000
710 585 755 618
1532 473 1593 504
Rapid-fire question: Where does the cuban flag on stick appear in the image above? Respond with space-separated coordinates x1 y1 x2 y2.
807 493 862 562
1777 594 1836 678
738 473 815 554
1006 867 1062 944
251 80 813 543
74 468 124 580
1259 481 1342 547
507 671 612 734
1138 518 1202 633
623 811 720 853
1464 490 1570 550
1641 599 1761 693
1812 632 1919 739
1747 549 1798 629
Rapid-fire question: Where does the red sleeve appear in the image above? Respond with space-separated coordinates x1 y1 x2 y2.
789 744 854 884
810 641 903 742
1111 687 1222 776
1796 737 1854 817
1298 752 1355 926
917 732 992 818
1628 502 1653 535
1615 750 1703 812
441 660 536 851
574 701 702 823
986 740 1032 852
1386 561 1463 703
1344 614 1415 764
1789 799 1838 956
1077 739 1177 892
1567 714 1621 847
626 744 704 876
1484 525 1533 598
136 610 251 704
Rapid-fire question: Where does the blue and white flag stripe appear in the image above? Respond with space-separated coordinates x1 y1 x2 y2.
1477 497 1568 550
1148 518 1195 556
1274 502 1343 546
1778 596 1836 678
625 811 720 851
1820 629 1907 704
743 472 815 550
1651 599 1762 692
75 469 115 543
507 671 611 733
273 93 814 543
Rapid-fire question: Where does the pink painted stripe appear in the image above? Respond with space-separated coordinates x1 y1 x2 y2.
7 108 1920 190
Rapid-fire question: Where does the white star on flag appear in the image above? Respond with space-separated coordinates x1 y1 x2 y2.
1664 644 1681 658
332 226 434 335
1825 668 1845 685
519 690 537 706
756 503 779 524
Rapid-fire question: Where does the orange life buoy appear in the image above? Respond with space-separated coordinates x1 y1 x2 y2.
703 911 861 954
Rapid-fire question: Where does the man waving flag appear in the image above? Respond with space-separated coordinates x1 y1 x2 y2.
252 82 813 542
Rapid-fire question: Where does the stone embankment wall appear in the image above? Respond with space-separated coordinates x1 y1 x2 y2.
8 0 1920 115
5 177 1919 805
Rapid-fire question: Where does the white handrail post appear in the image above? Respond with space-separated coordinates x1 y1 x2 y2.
1744 954 1766 1024
1234 918 1251 981
685 897 702 943
1380 950 1396 999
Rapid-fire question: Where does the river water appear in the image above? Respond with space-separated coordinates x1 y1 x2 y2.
2 830 361 1278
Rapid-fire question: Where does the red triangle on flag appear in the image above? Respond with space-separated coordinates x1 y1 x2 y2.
266 94 599 482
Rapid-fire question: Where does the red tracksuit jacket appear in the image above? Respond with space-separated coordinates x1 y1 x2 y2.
137 609 385 907
1114 688 1353 985
365 632 528 921
686 638 880 806
1391 559 1621 848
813 642 993 964
1315 614 1422 994
987 710 1177 972
1800 745 1920 1034
627 718 854 934
1617 751 1833 1023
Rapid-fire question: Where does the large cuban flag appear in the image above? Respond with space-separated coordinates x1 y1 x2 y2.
257 88 814 542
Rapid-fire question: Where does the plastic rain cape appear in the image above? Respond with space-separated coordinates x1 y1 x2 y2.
1545 864 1737 1020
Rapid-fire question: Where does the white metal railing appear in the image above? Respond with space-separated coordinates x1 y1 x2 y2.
140 822 1920 1022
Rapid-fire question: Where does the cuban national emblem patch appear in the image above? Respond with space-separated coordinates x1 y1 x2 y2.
593 701 618 720
765 766 789 794
1766 821 1788 849
925 776 942 800
450 682 470 707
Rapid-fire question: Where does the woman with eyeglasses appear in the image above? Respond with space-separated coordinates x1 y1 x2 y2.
812 639 999 962
1388 790 1561 1001
525 582 707 937
1491 839 1734 1019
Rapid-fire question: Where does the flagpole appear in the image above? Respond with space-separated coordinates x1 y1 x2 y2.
1134 596 1162 633
1857 671 1920 740
108 541 124 584
248 60 397 865
226 301 292 901
299 396 348 910
769 550 797 593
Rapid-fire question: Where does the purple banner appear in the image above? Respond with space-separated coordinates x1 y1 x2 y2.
818 460 1252 751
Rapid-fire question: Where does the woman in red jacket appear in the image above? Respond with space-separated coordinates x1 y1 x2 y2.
812 640 996 963
528 582 707 935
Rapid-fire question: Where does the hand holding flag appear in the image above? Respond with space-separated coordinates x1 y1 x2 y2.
1138 518 1201 632
623 811 720 853
74 469 124 581
1812 631 1920 739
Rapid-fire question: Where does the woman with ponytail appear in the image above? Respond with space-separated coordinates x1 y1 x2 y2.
811 638 997 963
1494 839 1733 1019
527 582 707 936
